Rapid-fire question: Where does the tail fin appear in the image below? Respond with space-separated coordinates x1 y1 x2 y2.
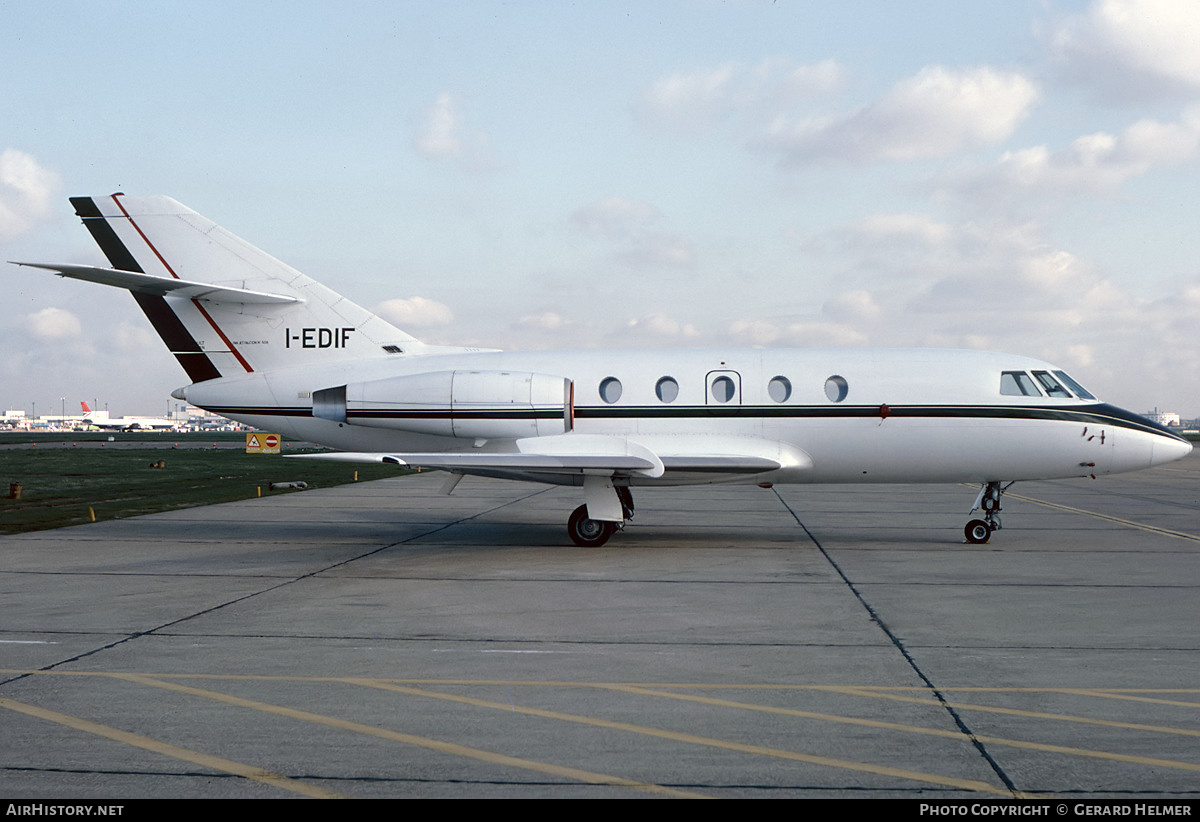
81 401 92 414
55 194 423 381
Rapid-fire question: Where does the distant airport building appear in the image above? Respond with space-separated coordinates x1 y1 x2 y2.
1146 408 1181 427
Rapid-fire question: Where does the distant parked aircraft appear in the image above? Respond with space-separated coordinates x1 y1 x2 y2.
80 401 176 431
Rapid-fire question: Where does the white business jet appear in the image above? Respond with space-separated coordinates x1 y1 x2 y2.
17 194 1192 546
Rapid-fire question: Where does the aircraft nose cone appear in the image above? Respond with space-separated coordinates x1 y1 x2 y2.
1154 435 1193 467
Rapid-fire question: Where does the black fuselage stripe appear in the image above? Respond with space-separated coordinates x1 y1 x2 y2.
346 410 554 420
204 403 1185 441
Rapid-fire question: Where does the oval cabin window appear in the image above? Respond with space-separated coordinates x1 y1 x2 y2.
656 377 679 403
768 376 791 403
824 375 849 403
711 375 735 403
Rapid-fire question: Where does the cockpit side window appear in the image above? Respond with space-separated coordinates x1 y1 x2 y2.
1053 370 1096 400
1032 370 1072 398
1000 371 1042 397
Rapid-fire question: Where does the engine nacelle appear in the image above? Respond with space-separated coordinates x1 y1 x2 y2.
313 370 573 439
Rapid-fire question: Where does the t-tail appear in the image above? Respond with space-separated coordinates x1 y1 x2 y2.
18 194 426 382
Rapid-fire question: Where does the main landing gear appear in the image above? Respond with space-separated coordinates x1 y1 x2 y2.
567 486 634 547
964 480 1012 544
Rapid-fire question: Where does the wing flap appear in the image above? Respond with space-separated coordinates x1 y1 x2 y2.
659 456 785 473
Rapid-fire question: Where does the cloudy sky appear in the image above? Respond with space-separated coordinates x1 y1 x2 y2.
3 0 1200 417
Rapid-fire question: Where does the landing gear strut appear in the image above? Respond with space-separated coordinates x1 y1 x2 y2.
567 485 634 547
616 486 634 519
964 481 1012 544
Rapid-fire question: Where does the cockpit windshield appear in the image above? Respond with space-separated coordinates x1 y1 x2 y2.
1052 370 1095 400
1000 371 1042 397
1032 370 1072 398
1000 369 1096 400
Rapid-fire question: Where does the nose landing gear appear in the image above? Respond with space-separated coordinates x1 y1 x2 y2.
964 481 1012 544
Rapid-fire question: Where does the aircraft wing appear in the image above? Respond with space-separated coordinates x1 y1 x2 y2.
14 262 301 305
289 434 811 478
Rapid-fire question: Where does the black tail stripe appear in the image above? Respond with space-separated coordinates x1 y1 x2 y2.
172 352 223 383
69 196 104 219
129 293 221 383
72 196 223 383
71 197 143 273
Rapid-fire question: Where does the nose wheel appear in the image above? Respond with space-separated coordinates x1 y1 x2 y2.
964 518 992 544
965 481 1012 543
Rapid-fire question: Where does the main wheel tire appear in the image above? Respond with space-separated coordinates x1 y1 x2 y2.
964 519 992 544
568 504 617 547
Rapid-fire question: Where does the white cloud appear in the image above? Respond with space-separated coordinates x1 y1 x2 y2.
642 62 739 126
759 66 1038 163
729 318 868 348
823 290 882 324
770 213 1200 409
727 318 781 346
374 296 454 328
515 311 570 332
0 149 60 242
24 307 82 340
570 197 659 239
413 93 494 170
618 233 694 268
619 312 701 341
850 214 953 248
1044 0 1200 101
112 321 157 353
640 58 843 128
957 108 1200 198
571 197 693 269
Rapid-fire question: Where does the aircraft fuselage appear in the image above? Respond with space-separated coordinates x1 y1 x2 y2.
178 346 1190 487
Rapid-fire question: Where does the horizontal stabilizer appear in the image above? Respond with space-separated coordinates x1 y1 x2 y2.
15 263 302 305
